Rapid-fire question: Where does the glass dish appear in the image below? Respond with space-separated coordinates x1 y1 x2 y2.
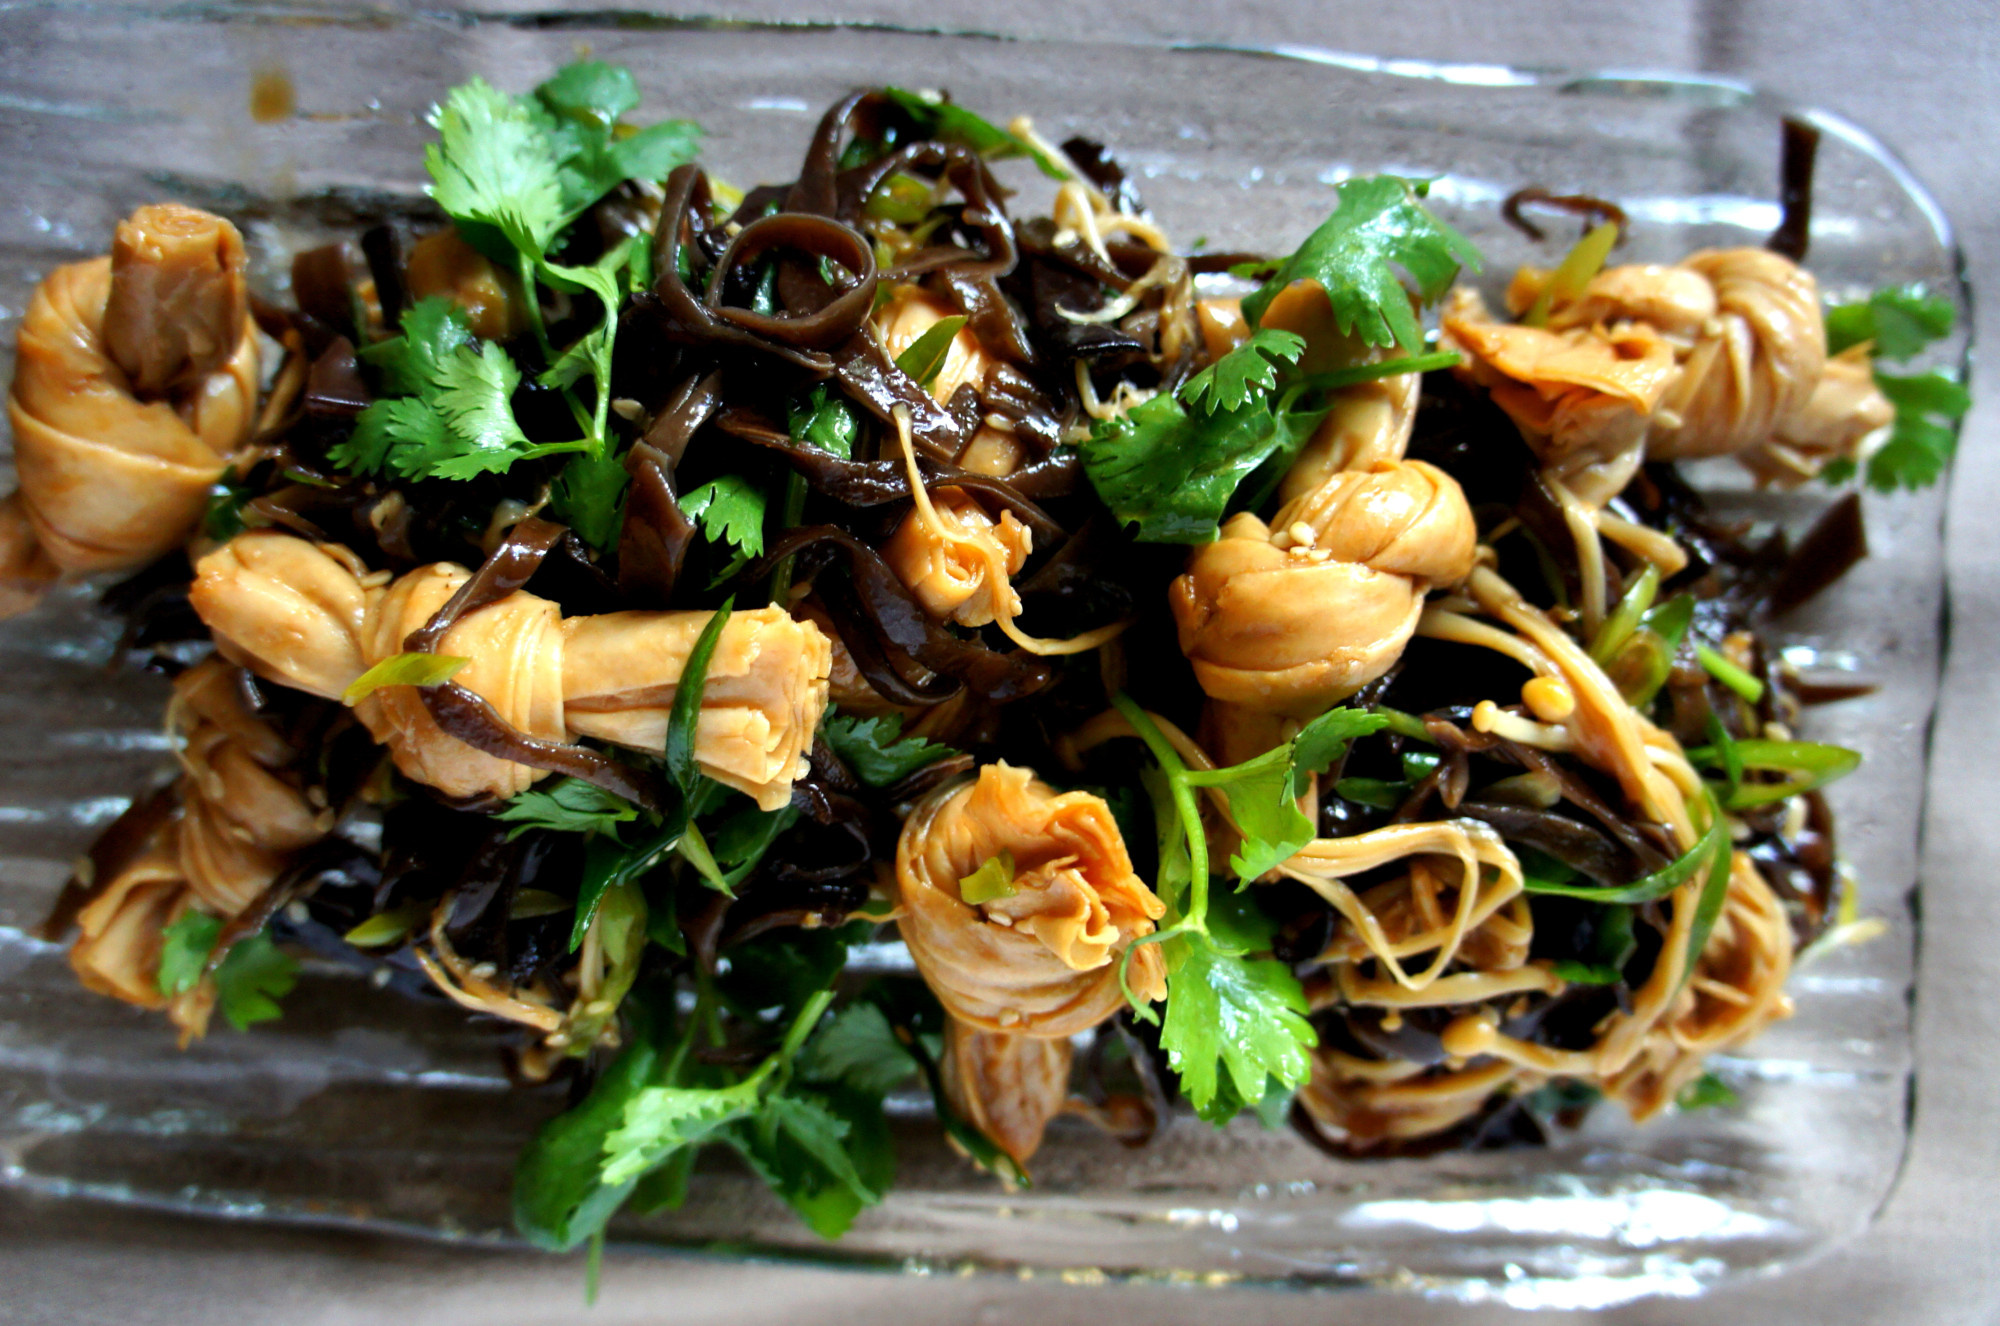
0 9 1963 1310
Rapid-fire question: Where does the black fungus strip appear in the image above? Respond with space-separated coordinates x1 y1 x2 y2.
1767 117 1821 263
755 525 1054 702
712 407 1064 541
618 372 722 604
1767 491 1867 617
1500 188 1629 244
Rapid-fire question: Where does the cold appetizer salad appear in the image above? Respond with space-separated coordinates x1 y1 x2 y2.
16 62 1962 1253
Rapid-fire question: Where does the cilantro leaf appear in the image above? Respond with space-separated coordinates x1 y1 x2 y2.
1158 932 1315 1115
514 1031 662 1250
758 1092 879 1204
202 474 253 542
734 1085 894 1241
1825 283 1955 360
711 802 800 881
425 341 535 477
425 77 567 258
1239 176 1481 352
1816 284 1966 493
496 777 641 839
609 120 705 186
332 396 441 476
359 295 474 396
602 1076 764 1186
601 990 836 1189
1077 392 1327 544
820 712 960 788
682 475 768 559
1184 705 1387 882
531 62 702 215
333 301 543 483
534 59 641 124
155 912 297 1030
156 910 222 999
1289 707 1392 797
537 324 605 392
549 449 630 551
1181 328 1306 415
212 932 299 1031
1192 1073 1299 1129
1863 368 1970 492
798 1002 918 1097
1194 746 1312 883
1676 1071 1740 1112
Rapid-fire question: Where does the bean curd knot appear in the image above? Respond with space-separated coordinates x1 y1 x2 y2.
1444 247 1890 496
190 531 830 808
894 762 1166 1038
1170 460 1476 716
68 659 324 1041
939 1021 1075 1168
1 204 258 611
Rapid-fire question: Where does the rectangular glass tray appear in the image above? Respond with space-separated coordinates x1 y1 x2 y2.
0 9 1964 1310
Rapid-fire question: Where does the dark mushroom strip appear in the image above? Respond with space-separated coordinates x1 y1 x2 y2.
646 165 839 373
1767 490 1867 617
1500 188 1629 244
1456 799 1636 886
831 329 965 460
755 524 1054 702
712 407 1065 542
703 211 879 351
1767 117 1821 263
618 372 723 604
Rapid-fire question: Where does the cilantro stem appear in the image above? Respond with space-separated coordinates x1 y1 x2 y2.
519 440 595 462
692 965 725 1049
767 472 809 606
1110 693 1210 930
776 989 836 1066
1292 350 1462 399
1369 704 1435 743
585 1228 605 1305
518 250 555 361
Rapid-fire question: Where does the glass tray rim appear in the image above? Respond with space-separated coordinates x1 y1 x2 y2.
0 7 1969 1303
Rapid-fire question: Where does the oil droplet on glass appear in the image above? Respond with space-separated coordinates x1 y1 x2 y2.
249 67 295 124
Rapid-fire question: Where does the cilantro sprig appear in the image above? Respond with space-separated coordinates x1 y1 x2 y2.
1239 175 1481 353
334 63 701 546
1075 176 1476 545
155 912 300 1031
1180 328 1307 415
1108 695 1387 1120
496 777 641 839
820 711 962 788
517 962 899 1252
1820 282 1969 492
1077 351 1461 546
